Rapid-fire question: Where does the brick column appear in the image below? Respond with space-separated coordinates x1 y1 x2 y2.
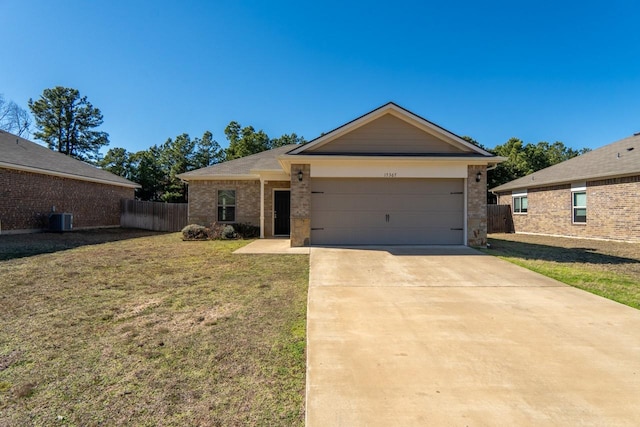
467 165 487 247
290 164 311 247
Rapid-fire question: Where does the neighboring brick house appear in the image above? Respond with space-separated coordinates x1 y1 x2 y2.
178 103 503 247
492 133 640 242
0 130 139 233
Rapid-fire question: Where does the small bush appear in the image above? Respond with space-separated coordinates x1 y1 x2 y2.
222 225 237 240
181 224 209 241
233 223 260 239
208 222 225 240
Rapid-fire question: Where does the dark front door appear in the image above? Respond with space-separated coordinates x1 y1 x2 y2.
274 190 291 235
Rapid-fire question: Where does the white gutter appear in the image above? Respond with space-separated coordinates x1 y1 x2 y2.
0 162 140 188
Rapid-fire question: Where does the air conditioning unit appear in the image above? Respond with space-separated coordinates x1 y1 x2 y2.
49 213 73 232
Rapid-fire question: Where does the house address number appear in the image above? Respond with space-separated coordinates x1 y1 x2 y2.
384 172 397 178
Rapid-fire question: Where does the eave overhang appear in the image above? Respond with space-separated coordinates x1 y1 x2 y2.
0 161 140 189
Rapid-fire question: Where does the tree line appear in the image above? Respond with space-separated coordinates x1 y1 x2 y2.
98 122 306 202
1 87 589 203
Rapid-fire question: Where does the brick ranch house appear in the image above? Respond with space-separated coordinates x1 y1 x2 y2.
0 130 139 234
492 133 640 242
178 103 503 247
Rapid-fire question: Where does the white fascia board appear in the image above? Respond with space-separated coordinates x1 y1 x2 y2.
280 154 500 163
0 162 140 188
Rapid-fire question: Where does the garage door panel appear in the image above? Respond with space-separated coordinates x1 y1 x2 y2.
312 179 463 194
313 211 463 229
312 195 463 212
313 211 388 228
311 178 465 245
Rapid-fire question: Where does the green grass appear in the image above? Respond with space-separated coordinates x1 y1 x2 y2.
486 234 640 310
0 231 309 426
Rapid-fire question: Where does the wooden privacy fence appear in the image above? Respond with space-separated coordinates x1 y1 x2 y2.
487 204 514 234
120 199 188 232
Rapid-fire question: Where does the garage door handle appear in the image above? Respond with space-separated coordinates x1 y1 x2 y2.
385 214 390 223
450 228 463 231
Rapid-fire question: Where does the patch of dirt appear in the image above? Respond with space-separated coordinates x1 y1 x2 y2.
0 350 23 372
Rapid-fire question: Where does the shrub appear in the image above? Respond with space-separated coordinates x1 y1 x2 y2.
233 223 260 239
208 222 225 240
222 225 237 240
181 224 209 241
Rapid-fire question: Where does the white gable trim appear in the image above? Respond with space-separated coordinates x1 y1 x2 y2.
288 103 493 157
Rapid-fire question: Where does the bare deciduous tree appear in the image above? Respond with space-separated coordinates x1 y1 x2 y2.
0 94 31 137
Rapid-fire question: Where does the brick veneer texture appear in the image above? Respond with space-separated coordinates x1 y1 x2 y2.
187 179 292 238
0 168 133 232
290 164 311 246
187 179 261 228
496 175 640 242
467 165 488 247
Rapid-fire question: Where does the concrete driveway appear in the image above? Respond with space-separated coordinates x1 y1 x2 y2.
306 246 640 426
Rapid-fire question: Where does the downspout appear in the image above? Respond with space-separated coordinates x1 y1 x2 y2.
259 177 265 239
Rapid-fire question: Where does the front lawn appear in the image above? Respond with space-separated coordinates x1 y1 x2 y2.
487 233 640 309
0 230 309 426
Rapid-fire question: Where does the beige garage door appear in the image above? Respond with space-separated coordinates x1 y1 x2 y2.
311 178 464 245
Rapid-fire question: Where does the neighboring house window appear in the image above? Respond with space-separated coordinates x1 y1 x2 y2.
218 190 236 222
572 191 587 223
512 192 528 214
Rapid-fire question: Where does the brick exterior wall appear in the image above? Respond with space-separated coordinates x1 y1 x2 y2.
496 175 640 242
0 168 133 232
290 164 311 247
467 165 488 247
187 180 260 228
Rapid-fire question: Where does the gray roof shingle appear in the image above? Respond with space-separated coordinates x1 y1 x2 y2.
177 144 296 179
0 130 139 188
492 133 640 193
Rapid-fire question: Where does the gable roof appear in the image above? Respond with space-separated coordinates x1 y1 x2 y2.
0 130 139 188
288 102 495 157
492 133 640 193
177 144 297 180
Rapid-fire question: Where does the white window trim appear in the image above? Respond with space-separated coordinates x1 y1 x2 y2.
217 189 236 223
571 185 587 225
512 190 528 215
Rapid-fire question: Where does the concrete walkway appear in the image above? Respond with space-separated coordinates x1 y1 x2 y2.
233 239 310 254
306 246 640 426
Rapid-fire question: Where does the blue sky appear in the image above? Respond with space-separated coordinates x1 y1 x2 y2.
1 0 639 154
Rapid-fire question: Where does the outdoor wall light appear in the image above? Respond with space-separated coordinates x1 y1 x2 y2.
476 171 482 182
297 170 303 182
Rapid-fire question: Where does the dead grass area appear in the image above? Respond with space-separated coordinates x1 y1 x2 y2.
0 228 162 261
487 233 640 309
0 230 309 426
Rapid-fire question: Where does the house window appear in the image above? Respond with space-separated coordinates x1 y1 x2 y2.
572 191 586 223
513 194 528 214
218 190 236 222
